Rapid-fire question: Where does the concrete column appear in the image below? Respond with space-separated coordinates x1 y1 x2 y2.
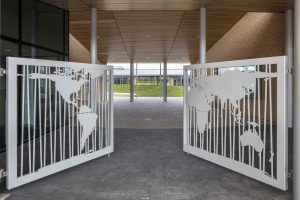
130 61 134 102
199 6 206 64
286 10 293 128
294 2 300 199
163 61 167 102
90 7 97 64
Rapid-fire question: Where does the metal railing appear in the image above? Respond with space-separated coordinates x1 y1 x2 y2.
6 57 114 189
183 56 288 190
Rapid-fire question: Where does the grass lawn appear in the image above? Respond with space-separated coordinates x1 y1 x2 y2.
114 84 183 97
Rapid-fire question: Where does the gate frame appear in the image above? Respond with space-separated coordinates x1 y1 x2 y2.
6 57 114 189
183 56 288 191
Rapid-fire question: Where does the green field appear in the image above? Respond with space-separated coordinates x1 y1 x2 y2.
114 84 183 97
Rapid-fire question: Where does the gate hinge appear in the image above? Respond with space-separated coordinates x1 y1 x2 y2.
0 169 7 179
0 68 6 76
288 169 293 178
287 68 293 74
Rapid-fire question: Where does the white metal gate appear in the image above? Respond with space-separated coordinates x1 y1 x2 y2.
183 56 288 190
6 57 114 189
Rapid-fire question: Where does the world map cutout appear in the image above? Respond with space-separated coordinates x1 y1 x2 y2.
187 69 276 161
29 68 104 151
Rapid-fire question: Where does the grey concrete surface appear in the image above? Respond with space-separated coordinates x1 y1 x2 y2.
0 98 292 200
114 97 183 129
2 128 291 200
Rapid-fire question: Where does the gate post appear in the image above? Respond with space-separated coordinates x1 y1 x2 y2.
294 0 300 199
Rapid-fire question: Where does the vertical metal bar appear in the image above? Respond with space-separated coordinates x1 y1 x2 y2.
194 107 196 147
20 66 26 176
109 69 114 148
26 65 32 173
209 79 212 152
68 103 71 157
224 101 227 157
54 67 58 162
216 98 219 154
247 91 251 165
242 90 246 163
183 69 188 147
238 98 241 161
269 65 274 178
229 103 232 158
33 66 37 171
38 67 43 167
63 100 66 159
258 66 262 170
252 66 257 166
72 92 75 156
43 67 48 167
59 85 63 160
221 100 224 156
263 65 268 172
49 67 53 164
98 77 101 150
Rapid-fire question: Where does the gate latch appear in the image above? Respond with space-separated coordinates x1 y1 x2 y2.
0 68 6 76
0 169 7 179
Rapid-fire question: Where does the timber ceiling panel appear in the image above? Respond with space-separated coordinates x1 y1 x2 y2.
168 11 245 63
207 0 293 12
113 11 184 62
70 11 129 63
61 0 292 63
41 0 293 12
70 10 245 63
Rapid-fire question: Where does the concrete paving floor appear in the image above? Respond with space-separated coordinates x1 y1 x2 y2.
0 97 293 199
114 97 183 129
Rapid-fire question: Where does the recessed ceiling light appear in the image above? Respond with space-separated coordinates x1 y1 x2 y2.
146 57 150 60
4 49 11 52
146 34 150 38
111 57 115 60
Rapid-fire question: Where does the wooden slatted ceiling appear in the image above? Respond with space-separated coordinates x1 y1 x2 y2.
169 11 245 63
41 0 293 12
46 0 292 63
70 10 245 63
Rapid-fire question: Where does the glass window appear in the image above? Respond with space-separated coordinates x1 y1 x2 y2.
22 45 64 61
22 0 64 52
1 0 19 39
0 39 18 151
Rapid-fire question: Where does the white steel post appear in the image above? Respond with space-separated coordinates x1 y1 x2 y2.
130 61 134 102
286 10 293 128
163 61 167 102
294 1 300 199
90 7 97 112
199 6 206 64
90 7 97 64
